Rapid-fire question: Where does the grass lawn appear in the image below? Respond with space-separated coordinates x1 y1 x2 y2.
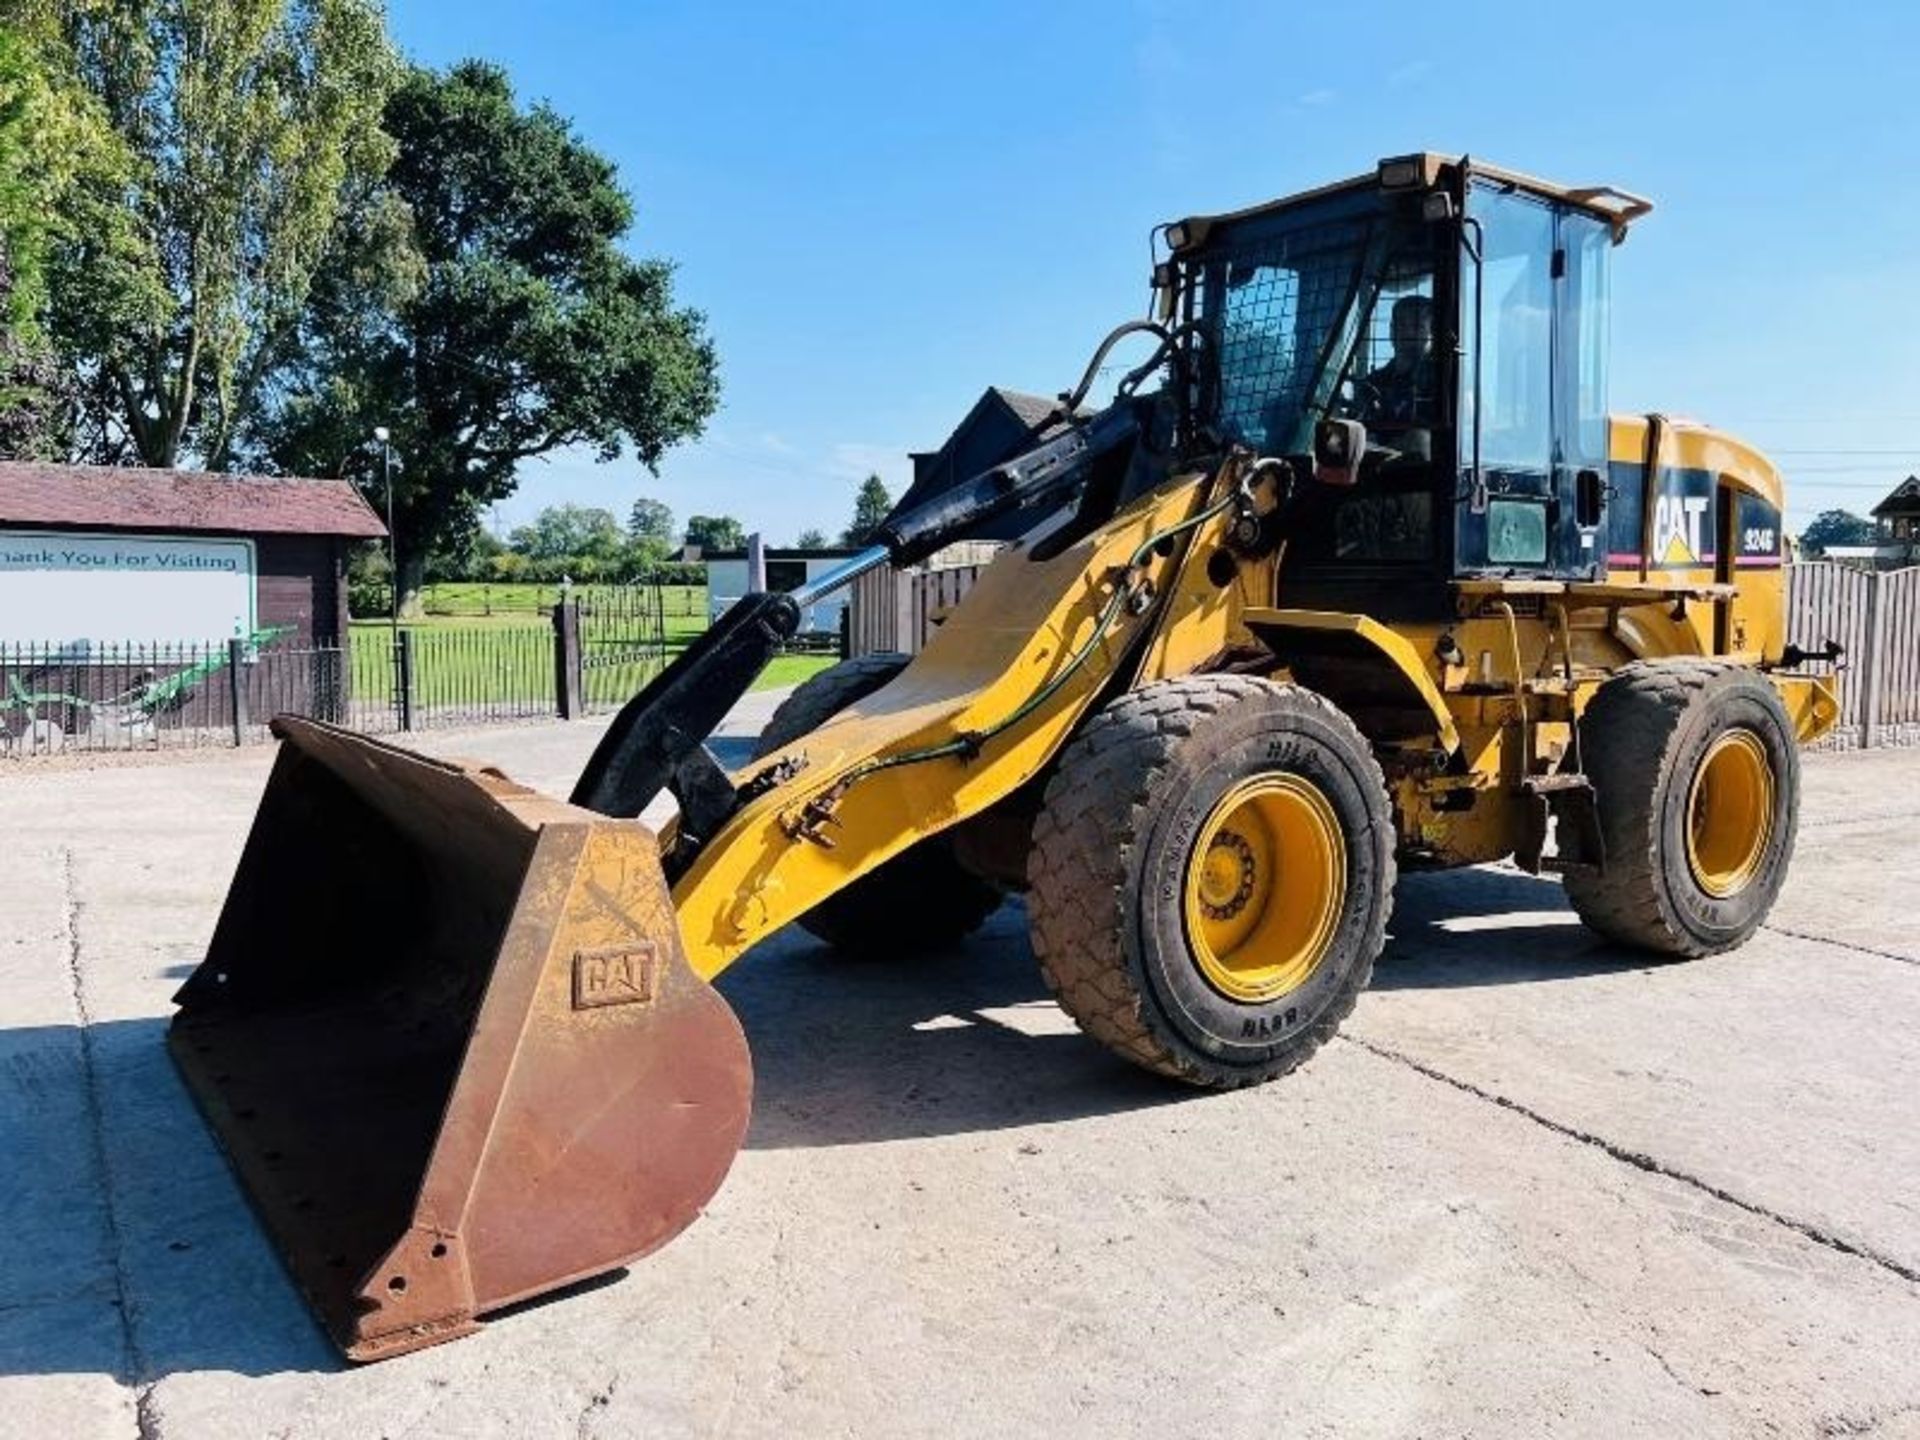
345 604 833 713
757 653 837 691
412 580 706 630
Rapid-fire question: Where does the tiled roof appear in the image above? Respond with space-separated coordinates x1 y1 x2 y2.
0 462 387 538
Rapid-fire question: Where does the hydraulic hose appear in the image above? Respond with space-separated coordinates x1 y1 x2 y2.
781 476 1241 837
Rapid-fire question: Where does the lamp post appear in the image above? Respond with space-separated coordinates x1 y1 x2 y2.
373 426 397 636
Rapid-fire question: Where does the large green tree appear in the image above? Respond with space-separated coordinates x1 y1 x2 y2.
266 60 719 612
0 18 146 457
841 473 892 546
26 0 401 467
684 514 744 551
626 494 674 551
509 503 623 562
0 27 60 453
1800 509 1877 555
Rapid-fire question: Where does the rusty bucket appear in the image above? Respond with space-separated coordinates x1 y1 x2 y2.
169 718 751 1361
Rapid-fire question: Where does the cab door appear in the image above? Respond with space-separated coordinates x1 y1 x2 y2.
1457 183 1555 576
1555 211 1613 580
1456 184 1612 579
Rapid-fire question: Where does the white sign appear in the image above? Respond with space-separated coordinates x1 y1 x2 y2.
0 530 259 655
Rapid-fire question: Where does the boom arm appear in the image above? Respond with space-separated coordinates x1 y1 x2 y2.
570 401 1148 819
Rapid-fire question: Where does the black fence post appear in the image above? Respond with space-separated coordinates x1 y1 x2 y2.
553 601 583 719
396 630 417 732
227 638 249 746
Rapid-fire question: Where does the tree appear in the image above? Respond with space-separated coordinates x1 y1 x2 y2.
627 496 674 546
794 528 827 548
1800 509 1877 555
0 21 143 458
263 60 719 613
29 0 402 468
508 503 624 562
841 473 892 546
685 514 744 551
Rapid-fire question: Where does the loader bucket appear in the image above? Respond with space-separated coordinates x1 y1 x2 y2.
168 718 751 1362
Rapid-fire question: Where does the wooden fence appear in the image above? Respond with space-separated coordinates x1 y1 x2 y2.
847 549 995 657
1786 563 1919 749
850 557 1920 751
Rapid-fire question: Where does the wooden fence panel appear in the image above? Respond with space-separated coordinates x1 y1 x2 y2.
848 565 912 656
1873 567 1919 739
1785 562 1919 749
1785 562 1871 746
848 563 985 656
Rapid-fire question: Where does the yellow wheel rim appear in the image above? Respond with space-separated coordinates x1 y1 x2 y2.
1685 728 1775 899
1182 774 1346 1004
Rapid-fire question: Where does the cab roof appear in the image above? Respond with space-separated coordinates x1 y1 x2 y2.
1169 153 1654 248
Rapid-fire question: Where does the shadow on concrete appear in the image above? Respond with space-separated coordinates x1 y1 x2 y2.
0 1015 342 1380
722 903 1184 1152
722 868 1656 1151
1372 866 1660 990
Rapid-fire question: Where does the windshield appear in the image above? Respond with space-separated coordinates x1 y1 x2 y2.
1192 195 1431 455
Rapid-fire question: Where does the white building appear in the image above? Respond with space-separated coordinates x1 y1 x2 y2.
703 545 858 638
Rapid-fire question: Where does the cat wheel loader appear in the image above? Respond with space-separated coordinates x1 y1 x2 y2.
170 153 1841 1360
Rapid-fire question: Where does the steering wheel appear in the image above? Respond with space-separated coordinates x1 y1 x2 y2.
1332 375 1382 423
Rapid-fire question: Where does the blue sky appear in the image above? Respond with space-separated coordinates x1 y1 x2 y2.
388 1 1920 541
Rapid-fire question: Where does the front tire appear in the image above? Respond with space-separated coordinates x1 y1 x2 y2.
1026 676 1395 1088
1564 660 1799 957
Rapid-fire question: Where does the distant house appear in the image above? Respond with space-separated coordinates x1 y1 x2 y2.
703 544 858 636
1872 475 1920 564
1830 475 1920 570
891 387 1077 542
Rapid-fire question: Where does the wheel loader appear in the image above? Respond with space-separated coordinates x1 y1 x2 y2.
170 153 1841 1360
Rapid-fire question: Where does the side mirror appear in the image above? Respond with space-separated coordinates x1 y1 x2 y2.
1313 417 1366 487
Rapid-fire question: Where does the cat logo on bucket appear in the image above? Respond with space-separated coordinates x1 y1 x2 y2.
572 943 658 1009
1653 493 1711 566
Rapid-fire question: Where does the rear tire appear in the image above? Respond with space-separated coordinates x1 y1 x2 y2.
1564 660 1799 957
1026 676 1395 1088
755 652 1002 955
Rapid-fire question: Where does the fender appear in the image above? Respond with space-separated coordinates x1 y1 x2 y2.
1241 607 1462 754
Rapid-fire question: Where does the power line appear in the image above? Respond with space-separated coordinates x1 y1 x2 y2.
1779 467 1913 477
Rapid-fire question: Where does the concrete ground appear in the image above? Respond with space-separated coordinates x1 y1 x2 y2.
2 702 1918 1440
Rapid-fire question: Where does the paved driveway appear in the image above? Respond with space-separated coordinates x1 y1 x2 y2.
3 710 1917 1439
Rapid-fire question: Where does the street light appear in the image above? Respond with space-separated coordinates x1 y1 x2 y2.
372 427 397 636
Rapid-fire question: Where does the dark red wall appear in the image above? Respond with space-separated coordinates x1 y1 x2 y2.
254 534 346 644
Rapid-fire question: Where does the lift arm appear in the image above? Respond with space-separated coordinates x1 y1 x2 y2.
570 402 1148 819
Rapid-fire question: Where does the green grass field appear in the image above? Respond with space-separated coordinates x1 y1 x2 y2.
346 582 833 710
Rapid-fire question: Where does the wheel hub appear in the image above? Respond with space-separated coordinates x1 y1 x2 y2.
1198 831 1257 920
1685 727 1775 899
1182 774 1346 1005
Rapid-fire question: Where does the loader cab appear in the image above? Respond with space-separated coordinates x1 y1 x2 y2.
1168 154 1650 618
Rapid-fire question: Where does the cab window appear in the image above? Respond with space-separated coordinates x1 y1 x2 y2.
1462 187 1555 476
